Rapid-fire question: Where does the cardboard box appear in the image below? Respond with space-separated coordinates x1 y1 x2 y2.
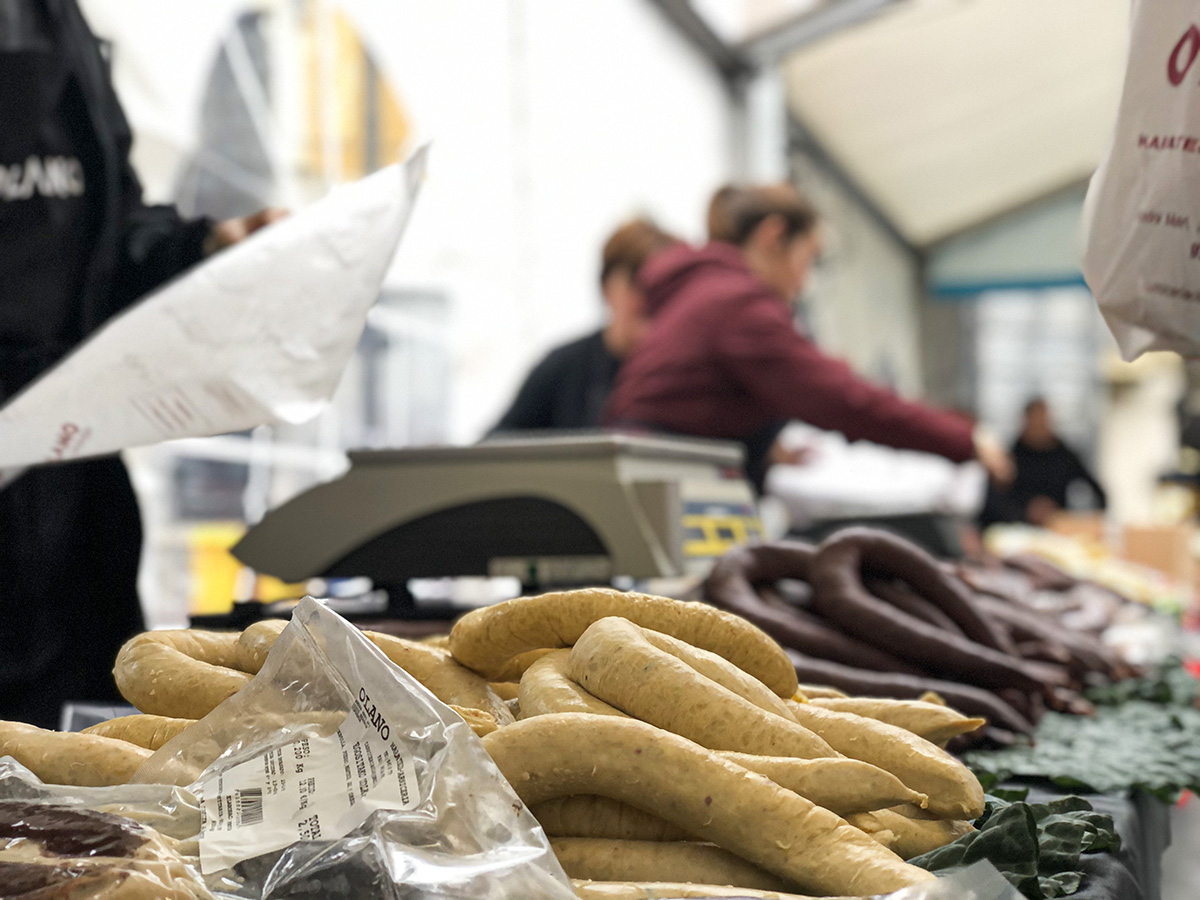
1122 523 1196 585
1048 512 1108 545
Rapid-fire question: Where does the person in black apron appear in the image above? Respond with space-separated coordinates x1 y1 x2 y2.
0 0 280 728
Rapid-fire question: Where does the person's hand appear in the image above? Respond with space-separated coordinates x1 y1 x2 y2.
1025 495 1061 526
973 426 1015 485
204 208 288 256
768 439 817 468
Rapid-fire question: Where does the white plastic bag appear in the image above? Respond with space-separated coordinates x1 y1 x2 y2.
1083 0 1200 359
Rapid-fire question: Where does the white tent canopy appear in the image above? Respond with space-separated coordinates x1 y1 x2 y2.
782 0 1129 246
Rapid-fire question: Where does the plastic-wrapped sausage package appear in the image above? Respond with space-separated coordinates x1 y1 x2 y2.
0 596 1027 900
0 770 212 898
0 597 576 900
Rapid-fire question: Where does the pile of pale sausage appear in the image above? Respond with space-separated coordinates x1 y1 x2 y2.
0 585 1006 899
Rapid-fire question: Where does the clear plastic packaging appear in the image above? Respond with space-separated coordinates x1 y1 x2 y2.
886 861 1025 900
2 597 576 899
0 775 211 899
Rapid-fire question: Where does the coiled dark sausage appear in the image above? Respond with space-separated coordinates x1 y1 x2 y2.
816 529 1014 653
786 652 1033 736
865 578 963 636
810 532 1058 692
706 547 922 675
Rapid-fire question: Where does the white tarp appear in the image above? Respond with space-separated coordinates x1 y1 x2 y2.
783 0 1129 246
0 150 425 475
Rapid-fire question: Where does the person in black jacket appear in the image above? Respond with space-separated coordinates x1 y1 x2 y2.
0 0 282 727
980 397 1107 527
490 218 678 433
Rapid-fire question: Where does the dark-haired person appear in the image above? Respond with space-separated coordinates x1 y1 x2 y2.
981 398 1107 527
490 218 678 432
1 0 282 727
605 183 1013 489
706 185 815 485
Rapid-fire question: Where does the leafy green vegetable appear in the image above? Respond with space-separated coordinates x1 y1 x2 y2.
990 786 1032 803
911 795 1119 899
945 666 1196 894
966 700 1200 803
1084 658 1200 707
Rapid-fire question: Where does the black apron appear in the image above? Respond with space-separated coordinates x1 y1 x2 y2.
0 0 144 728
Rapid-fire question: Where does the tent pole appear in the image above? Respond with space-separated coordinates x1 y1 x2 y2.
740 0 910 66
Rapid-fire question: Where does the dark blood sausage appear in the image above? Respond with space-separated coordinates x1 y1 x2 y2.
956 564 1034 606
757 580 813 610
0 802 145 858
810 532 1054 692
1058 583 1127 636
780 605 925 675
1002 554 1077 592
971 594 1126 679
1015 640 1074 667
735 541 818 583
1046 686 1095 717
706 547 923 675
865 578 963 636
814 529 1014 654
786 651 1033 736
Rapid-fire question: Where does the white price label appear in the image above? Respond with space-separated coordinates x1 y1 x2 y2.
198 690 419 873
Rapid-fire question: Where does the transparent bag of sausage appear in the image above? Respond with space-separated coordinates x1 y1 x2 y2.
0 759 211 898
1 597 576 900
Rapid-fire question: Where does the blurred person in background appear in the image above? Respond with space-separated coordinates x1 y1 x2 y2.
605 183 1013 491
0 0 282 727
490 218 678 433
708 185 815 487
980 397 1107 528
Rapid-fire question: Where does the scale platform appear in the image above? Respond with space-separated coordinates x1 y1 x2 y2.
233 433 762 608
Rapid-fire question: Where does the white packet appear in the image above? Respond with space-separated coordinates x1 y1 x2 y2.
0 148 426 472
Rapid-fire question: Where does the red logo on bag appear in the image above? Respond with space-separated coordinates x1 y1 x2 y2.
1169 25 1200 85
47 422 90 461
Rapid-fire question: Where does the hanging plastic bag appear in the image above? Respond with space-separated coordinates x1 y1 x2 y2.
1082 0 1200 359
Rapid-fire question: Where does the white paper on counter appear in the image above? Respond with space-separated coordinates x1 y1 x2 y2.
0 148 426 474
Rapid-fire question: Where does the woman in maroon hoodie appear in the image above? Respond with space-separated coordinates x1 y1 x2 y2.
604 184 1012 488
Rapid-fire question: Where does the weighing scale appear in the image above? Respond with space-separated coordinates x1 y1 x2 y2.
233 433 761 616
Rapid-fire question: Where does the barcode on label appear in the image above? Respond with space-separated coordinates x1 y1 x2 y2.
236 788 264 827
